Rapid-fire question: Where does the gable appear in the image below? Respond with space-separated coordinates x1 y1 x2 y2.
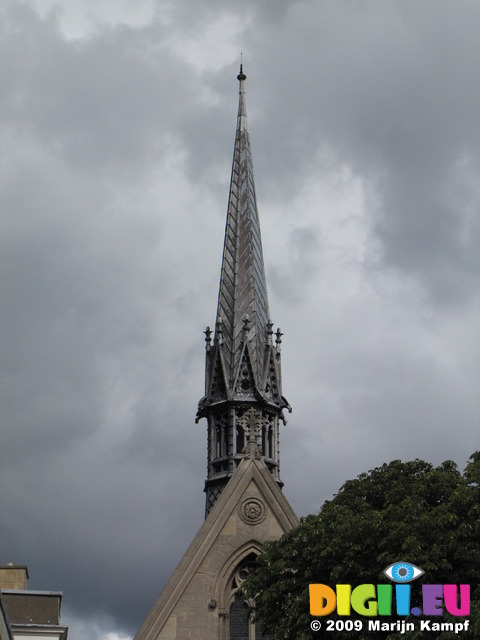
134 457 298 640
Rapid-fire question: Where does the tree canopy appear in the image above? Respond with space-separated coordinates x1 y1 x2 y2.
242 452 480 639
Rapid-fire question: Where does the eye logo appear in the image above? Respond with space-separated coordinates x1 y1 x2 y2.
384 562 424 583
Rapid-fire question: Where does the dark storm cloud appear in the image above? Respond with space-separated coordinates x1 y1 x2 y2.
1 1 479 638
1 5 207 634
2 6 197 173
244 1 480 305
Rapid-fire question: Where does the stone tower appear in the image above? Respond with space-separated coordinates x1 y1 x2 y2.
134 67 297 640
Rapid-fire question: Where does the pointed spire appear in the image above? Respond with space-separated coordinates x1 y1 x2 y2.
197 67 290 515
215 65 270 389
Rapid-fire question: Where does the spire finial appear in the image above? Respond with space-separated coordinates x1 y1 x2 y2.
237 56 246 82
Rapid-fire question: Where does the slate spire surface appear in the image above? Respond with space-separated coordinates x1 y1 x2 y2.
197 66 291 515
215 64 270 388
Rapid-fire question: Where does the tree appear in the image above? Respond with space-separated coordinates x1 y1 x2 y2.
242 452 480 639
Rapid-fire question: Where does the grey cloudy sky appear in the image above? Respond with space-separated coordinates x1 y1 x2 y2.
1 1 479 638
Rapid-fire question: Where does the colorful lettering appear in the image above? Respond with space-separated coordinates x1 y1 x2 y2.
309 584 336 616
308 582 470 618
444 584 470 616
351 584 377 616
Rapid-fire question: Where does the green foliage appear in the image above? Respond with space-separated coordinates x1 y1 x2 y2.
241 453 480 640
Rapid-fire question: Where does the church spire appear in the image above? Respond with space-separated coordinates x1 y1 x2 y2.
215 64 270 388
197 66 291 516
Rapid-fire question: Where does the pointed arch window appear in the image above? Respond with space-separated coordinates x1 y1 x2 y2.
228 554 273 640
236 424 245 454
216 425 222 458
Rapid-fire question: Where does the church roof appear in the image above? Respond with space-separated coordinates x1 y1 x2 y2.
215 65 271 388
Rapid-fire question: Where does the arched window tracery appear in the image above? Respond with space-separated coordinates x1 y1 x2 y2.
228 554 272 640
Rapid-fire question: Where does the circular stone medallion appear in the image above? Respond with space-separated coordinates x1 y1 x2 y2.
239 497 267 525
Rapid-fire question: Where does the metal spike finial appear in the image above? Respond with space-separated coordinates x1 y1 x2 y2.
237 63 246 82
266 320 274 345
204 326 212 350
275 328 283 346
242 314 251 341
